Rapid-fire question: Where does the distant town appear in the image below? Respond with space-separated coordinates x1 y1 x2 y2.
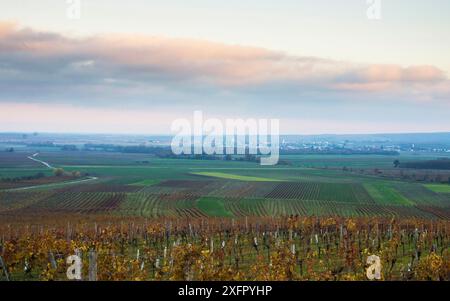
1 132 450 155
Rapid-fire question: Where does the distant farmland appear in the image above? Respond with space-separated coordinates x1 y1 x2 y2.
0 150 449 220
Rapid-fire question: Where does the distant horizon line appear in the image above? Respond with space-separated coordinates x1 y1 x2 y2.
1 131 450 137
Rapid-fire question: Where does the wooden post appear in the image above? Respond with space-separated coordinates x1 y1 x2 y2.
88 250 97 281
48 252 57 269
0 255 10 281
0 234 4 257
66 222 71 242
189 223 193 237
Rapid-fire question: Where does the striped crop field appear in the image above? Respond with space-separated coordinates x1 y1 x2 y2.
1 174 449 220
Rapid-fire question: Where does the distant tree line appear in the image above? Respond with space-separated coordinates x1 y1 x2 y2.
26 142 55 147
84 144 172 156
281 149 399 155
1 172 45 182
400 159 450 170
83 144 291 165
61 145 78 151
53 168 82 178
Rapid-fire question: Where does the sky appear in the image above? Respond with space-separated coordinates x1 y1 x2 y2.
0 0 449 134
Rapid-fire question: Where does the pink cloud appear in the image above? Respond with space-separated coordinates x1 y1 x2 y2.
359 65 444 83
0 21 448 99
0 21 16 37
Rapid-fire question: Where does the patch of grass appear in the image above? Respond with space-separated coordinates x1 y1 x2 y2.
191 172 282 182
130 179 160 186
197 197 234 217
424 184 450 193
364 182 413 206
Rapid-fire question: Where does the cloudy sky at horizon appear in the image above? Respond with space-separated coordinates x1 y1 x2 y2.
0 0 449 134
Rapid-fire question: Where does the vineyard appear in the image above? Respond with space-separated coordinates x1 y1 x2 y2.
1 151 450 281
1 179 449 220
0 216 448 281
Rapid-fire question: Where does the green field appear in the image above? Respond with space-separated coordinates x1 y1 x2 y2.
0 149 449 220
425 184 450 193
364 182 413 206
197 197 233 217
